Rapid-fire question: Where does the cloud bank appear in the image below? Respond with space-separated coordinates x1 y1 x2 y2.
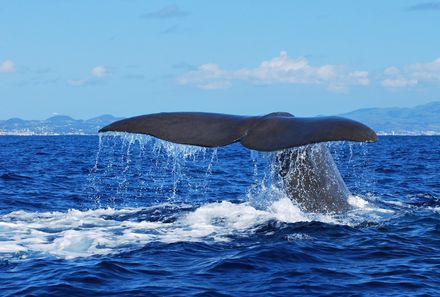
178 51 369 92
382 58 440 88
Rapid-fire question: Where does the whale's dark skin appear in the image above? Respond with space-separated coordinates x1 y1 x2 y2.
277 144 350 213
100 112 376 214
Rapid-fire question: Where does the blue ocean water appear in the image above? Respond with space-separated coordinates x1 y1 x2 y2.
0 135 439 296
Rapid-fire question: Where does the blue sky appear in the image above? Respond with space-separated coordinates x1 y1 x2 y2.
1 0 440 119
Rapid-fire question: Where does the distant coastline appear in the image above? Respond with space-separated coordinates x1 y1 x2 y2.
2 132 439 136
0 131 94 136
0 114 123 136
377 131 440 136
1 102 439 136
340 101 440 136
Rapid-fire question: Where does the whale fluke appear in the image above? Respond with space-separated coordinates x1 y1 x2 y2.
99 112 376 151
99 111 377 214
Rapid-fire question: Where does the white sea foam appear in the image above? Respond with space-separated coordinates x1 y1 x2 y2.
0 196 387 259
348 195 393 213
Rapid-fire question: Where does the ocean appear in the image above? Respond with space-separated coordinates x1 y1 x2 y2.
0 135 439 296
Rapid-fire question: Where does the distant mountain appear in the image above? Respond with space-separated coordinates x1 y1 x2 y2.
340 102 440 135
0 115 123 135
1 102 439 135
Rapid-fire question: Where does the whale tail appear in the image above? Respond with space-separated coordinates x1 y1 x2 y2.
99 112 376 151
99 111 376 214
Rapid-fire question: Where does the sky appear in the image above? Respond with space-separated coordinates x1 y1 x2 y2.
1 0 440 119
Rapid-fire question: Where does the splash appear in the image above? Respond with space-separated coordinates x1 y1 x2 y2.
87 133 381 213
0 195 388 259
86 133 220 207
13 133 388 260
1 135 391 259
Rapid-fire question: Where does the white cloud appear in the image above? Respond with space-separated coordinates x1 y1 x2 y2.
91 65 108 78
67 65 109 86
381 78 418 88
0 60 15 73
382 58 440 88
177 51 369 92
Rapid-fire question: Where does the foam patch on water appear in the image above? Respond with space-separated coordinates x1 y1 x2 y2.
348 195 393 213
0 197 387 259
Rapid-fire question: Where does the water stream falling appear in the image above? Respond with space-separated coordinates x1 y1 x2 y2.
86 133 375 214
86 133 225 208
